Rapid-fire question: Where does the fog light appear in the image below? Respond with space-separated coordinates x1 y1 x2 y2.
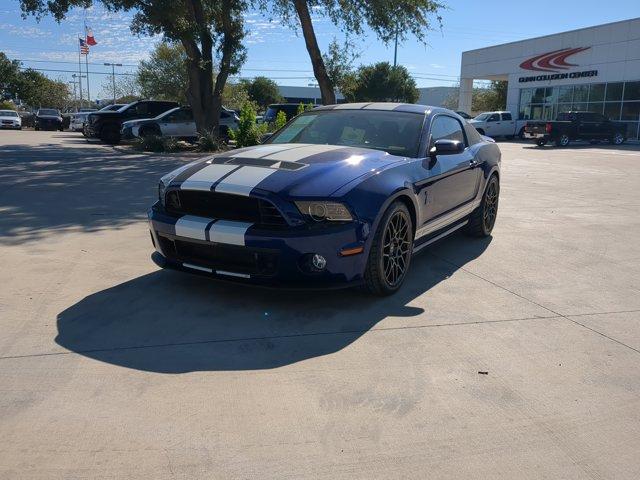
312 254 326 270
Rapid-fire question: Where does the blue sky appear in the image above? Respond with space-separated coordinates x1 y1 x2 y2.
1 0 638 100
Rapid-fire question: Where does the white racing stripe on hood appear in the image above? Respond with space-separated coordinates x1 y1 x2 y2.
214 166 276 196
209 220 252 246
262 144 345 161
228 144 304 158
175 215 212 241
180 164 238 191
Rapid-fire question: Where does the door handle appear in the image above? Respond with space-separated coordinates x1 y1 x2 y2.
470 159 478 167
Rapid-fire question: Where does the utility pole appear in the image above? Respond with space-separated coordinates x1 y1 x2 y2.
393 27 399 67
72 73 86 108
104 63 122 104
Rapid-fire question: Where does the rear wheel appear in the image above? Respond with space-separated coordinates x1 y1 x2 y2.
611 131 625 145
467 175 499 237
364 201 413 296
536 138 547 147
555 134 570 147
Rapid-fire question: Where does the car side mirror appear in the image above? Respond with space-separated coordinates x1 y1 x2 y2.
259 133 272 144
429 139 465 157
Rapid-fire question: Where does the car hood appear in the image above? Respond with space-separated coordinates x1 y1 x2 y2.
165 143 406 198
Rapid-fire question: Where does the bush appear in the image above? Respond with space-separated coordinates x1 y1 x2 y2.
233 102 269 148
132 135 180 153
198 130 227 152
296 102 314 115
0 100 16 110
274 110 287 130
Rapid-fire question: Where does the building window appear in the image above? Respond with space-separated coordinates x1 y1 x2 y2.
606 82 624 101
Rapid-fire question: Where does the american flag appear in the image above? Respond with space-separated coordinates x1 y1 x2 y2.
79 38 89 55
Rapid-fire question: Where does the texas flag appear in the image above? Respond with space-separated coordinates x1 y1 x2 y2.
85 26 97 46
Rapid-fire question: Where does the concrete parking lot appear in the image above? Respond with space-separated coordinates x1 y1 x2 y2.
1 130 639 479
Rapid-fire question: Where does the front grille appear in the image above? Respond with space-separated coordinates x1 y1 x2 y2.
166 190 287 228
157 234 278 276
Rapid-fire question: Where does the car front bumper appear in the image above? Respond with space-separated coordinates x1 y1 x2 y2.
148 203 368 288
0 123 21 129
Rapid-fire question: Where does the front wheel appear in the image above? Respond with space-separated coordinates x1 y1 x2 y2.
536 138 547 147
364 201 413 296
467 175 499 237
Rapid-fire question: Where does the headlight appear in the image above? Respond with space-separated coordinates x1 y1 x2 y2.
295 201 353 222
158 179 167 206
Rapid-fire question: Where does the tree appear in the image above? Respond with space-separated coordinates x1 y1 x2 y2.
18 0 247 135
137 42 188 103
240 76 282 111
352 62 419 103
323 38 359 102
255 0 444 105
15 69 70 109
100 74 141 103
0 53 21 99
222 81 252 111
443 80 508 113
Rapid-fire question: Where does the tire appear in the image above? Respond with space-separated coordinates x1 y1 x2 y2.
611 131 625 145
364 201 413 296
100 124 121 144
536 138 547 147
555 133 570 147
518 127 526 140
35 126 40 131
467 175 499 238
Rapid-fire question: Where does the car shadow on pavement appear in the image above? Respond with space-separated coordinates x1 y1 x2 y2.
55 235 491 373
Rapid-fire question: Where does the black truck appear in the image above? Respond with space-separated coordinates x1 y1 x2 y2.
524 111 627 147
85 100 178 144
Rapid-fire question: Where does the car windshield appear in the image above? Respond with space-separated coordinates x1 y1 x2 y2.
473 113 490 121
269 110 425 157
0 110 18 117
38 109 59 116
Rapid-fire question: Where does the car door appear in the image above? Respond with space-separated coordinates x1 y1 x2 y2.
157 110 179 137
418 114 480 220
482 113 501 136
501 112 515 135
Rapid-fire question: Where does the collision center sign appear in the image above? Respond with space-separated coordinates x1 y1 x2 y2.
518 47 598 83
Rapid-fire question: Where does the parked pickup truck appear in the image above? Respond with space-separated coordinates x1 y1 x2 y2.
85 100 179 144
524 111 627 147
469 111 521 139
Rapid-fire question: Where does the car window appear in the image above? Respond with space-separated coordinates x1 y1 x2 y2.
430 115 466 146
269 110 425 157
38 109 59 116
474 113 490 121
464 122 484 144
501 113 512 121
168 109 192 122
488 113 500 122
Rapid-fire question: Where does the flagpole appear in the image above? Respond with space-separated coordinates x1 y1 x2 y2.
85 51 90 104
78 34 83 106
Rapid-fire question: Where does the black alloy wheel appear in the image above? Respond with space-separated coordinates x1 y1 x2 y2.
364 201 413 295
483 179 499 233
555 133 570 147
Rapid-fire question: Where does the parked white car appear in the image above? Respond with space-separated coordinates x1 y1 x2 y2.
70 112 92 132
469 111 518 139
0 110 22 130
121 106 239 140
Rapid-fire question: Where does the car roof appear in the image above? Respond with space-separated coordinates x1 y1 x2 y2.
314 102 435 115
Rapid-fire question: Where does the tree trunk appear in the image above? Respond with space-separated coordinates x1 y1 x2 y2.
293 0 336 105
211 0 237 138
183 0 216 136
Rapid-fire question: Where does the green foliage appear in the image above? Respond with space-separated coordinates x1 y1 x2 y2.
274 110 287 130
222 81 253 112
198 130 227 152
296 102 315 115
240 76 283 111
1 53 70 109
137 42 188 103
233 102 269 148
442 81 508 113
352 62 419 103
323 38 360 101
132 135 181 153
0 100 17 110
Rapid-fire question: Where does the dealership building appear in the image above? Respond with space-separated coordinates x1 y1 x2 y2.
458 18 640 139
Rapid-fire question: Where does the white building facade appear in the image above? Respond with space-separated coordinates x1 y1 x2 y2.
459 18 640 139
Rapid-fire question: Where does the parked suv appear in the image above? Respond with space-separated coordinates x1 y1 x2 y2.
85 100 178 144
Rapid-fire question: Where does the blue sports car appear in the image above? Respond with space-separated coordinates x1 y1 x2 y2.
149 103 501 295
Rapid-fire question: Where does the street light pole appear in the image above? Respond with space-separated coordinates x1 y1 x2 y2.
393 27 399 67
104 63 122 104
